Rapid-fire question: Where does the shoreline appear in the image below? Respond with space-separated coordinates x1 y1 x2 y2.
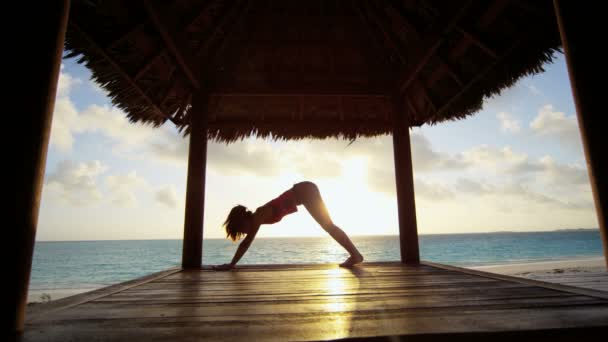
28 288 101 304
27 256 606 304
467 256 605 276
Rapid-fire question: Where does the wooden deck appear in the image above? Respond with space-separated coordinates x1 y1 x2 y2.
519 271 608 293
24 262 608 341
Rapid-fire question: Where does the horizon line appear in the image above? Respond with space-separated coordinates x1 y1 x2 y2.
36 228 600 243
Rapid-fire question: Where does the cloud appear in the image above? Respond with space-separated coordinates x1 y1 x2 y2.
527 84 541 96
50 68 87 152
454 178 494 195
45 160 108 206
148 132 189 165
155 186 178 208
461 145 529 173
208 140 282 177
530 105 582 150
56 64 82 98
105 171 149 207
497 112 521 133
414 179 454 201
367 164 395 195
50 97 84 152
537 156 589 187
501 183 591 210
51 68 160 154
410 132 469 172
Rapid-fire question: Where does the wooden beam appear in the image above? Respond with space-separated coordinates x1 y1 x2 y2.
422 89 437 115
455 26 499 59
206 120 393 130
384 3 464 90
106 23 144 51
69 22 172 123
143 0 201 89
417 0 513 123
184 1 218 31
211 93 390 98
447 0 510 60
554 0 608 269
134 51 165 82
352 1 389 65
356 2 407 64
195 0 245 58
434 38 523 118
182 92 209 269
405 97 422 125
398 1 473 94
13 0 69 334
392 97 420 264
440 58 464 87
212 81 390 95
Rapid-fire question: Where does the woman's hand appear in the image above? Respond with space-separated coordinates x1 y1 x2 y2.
213 263 234 271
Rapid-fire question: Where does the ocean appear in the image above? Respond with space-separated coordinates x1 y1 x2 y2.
29 230 603 301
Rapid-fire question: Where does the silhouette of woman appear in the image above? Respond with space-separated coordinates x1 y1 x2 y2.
213 181 363 270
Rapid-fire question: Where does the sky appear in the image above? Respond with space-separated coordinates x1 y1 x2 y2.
36 52 598 241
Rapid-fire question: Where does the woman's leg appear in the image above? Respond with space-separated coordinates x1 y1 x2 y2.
293 182 363 266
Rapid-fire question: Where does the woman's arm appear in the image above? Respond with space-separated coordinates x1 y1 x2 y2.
214 224 260 271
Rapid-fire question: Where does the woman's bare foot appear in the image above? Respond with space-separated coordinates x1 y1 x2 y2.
339 254 364 267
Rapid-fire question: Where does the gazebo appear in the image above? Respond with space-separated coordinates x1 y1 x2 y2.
14 0 608 340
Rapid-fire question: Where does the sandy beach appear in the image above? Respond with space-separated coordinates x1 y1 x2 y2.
28 288 99 304
468 257 605 276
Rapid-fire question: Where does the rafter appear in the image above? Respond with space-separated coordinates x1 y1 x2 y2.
143 0 201 89
210 0 250 60
69 22 172 123
106 23 144 51
397 1 474 94
455 26 499 59
356 2 407 64
389 0 511 114
384 3 464 89
435 39 523 118
134 50 165 82
207 120 393 130
185 1 219 31
195 0 245 58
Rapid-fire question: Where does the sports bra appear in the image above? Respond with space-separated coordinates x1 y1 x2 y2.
266 189 298 224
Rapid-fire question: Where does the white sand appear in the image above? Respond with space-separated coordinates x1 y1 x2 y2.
28 288 99 304
468 257 606 276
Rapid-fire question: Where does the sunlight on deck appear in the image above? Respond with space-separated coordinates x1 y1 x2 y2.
323 268 359 338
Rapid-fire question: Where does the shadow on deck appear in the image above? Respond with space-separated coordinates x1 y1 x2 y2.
24 262 608 341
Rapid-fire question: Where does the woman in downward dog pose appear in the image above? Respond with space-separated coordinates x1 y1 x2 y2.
213 181 363 270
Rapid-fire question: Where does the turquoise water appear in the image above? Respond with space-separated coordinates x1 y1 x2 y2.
30 230 603 292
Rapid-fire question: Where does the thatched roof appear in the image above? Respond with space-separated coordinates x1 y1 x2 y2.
65 0 561 142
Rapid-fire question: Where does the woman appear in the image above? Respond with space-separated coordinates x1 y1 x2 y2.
213 181 363 270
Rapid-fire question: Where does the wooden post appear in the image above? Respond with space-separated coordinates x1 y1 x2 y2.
554 1 608 269
11 0 70 335
392 97 420 264
182 93 209 269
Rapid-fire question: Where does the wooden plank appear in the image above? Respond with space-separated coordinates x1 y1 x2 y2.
23 263 608 341
24 305 608 341
42 296 605 322
424 261 608 300
26 268 181 321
